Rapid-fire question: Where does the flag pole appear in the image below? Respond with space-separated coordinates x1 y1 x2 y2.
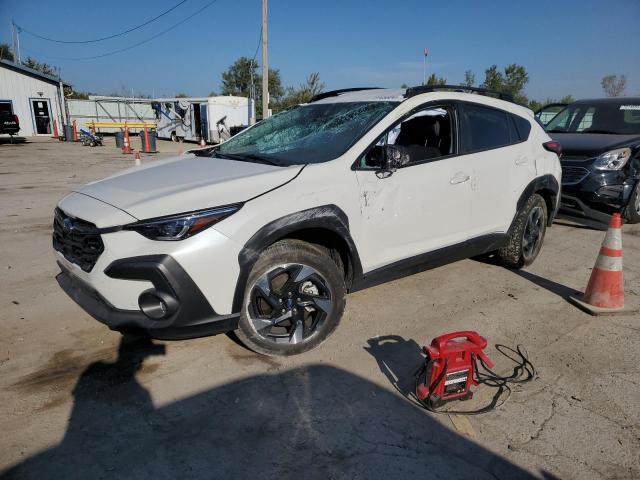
423 48 429 85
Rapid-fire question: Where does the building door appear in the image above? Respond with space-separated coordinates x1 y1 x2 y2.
31 99 51 135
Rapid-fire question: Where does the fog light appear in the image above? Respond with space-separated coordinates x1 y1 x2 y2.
597 185 624 199
138 290 176 320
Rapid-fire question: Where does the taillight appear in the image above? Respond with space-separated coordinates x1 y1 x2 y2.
543 141 562 157
13 115 19 126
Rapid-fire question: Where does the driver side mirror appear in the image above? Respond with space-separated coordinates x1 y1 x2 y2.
375 145 410 178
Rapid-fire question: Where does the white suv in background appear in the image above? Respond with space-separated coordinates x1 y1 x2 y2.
53 86 562 356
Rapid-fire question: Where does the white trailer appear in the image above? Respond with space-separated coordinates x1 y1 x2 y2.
152 96 251 144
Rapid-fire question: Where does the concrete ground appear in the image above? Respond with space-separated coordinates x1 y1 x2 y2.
0 136 638 480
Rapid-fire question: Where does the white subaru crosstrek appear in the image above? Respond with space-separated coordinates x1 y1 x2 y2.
53 86 562 356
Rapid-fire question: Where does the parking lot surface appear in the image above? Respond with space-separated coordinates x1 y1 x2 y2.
1 137 639 479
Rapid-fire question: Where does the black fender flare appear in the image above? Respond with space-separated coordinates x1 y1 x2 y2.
513 174 560 228
231 205 363 313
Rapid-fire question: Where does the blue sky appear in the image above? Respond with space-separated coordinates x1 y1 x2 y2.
1 0 639 101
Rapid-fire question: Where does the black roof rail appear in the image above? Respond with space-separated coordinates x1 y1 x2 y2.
404 85 515 103
309 87 381 103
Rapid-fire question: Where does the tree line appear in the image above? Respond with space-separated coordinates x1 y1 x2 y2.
0 43 631 111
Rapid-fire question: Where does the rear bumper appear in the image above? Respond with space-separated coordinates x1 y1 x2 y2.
57 255 239 340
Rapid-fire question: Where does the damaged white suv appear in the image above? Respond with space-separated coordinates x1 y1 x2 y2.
54 86 562 356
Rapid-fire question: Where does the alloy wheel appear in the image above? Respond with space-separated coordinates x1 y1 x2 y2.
247 263 333 345
522 205 544 262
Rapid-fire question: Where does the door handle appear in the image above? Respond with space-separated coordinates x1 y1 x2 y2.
450 172 470 185
515 156 528 166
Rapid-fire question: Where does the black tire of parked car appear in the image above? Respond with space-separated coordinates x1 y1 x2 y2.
498 193 548 269
236 239 346 356
624 182 640 224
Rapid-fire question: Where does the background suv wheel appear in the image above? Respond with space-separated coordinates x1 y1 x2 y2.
498 193 548 269
624 182 640 224
236 239 346 356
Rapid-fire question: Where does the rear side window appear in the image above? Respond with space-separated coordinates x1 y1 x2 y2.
460 103 511 153
511 114 532 141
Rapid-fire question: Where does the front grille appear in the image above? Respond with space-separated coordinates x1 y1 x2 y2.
561 166 590 185
52 208 104 272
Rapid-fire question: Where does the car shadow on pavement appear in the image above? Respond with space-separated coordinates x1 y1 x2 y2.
510 269 582 300
3 336 547 480
0 136 28 145
472 255 581 301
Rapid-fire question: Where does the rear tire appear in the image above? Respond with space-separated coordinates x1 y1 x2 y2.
236 239 346 356
498 194 548 269
624 182 640 224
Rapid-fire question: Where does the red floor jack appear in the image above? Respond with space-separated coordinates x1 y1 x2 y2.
415 331 534 414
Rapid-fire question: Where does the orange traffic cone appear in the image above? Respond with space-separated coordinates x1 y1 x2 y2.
569 213 624 315
72 120 79 142
134 151 141 166
122 125 133 154
52 119 59 139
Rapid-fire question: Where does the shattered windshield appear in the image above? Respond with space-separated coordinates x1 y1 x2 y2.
215 101 397 165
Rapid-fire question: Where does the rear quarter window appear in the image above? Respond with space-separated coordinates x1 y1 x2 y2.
511 114 532 141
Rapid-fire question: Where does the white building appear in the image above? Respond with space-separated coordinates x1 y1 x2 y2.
0 59 69 137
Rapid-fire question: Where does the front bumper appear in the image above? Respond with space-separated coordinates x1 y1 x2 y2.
560 160 637 220
57 255 239 340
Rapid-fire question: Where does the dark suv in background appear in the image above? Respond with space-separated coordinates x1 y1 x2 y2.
545 98 640 223
0 111 20 136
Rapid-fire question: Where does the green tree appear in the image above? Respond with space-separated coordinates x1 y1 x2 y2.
220 56 284 117
175 93 189 98
400 83 408 89
277 72 325 110
462 70 475 87
481 64 529 105
22 56 57 76
426 73 447 86
0 43 12 61
601 75 626 97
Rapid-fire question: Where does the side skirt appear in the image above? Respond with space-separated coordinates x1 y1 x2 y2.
350 233 508 292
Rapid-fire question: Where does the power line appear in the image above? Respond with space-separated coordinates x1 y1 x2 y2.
251 25 262 64
21 0 221 61
17 0 189 44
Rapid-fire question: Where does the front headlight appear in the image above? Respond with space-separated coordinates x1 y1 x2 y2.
124 204 242 241
593 148 631 171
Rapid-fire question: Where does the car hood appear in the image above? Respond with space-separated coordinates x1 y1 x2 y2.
550 133 640 159
75 154 303 220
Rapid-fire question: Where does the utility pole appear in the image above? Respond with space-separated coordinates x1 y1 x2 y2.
11 21 21 64
261 0 269 119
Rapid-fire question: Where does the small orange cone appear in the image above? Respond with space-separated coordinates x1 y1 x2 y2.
569 213 624 315
122 124 133 154
52 119 59 139
134 151 141 166
72 120 79 142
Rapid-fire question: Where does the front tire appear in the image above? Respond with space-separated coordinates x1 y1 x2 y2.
236 239 346 356
498 194 548 269
624 182 640 224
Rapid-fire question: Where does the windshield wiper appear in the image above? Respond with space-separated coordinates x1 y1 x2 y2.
192 147 216 157
215 152 280 166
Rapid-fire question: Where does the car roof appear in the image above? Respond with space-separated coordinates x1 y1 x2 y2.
570 97 640 105
311 87 533 118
